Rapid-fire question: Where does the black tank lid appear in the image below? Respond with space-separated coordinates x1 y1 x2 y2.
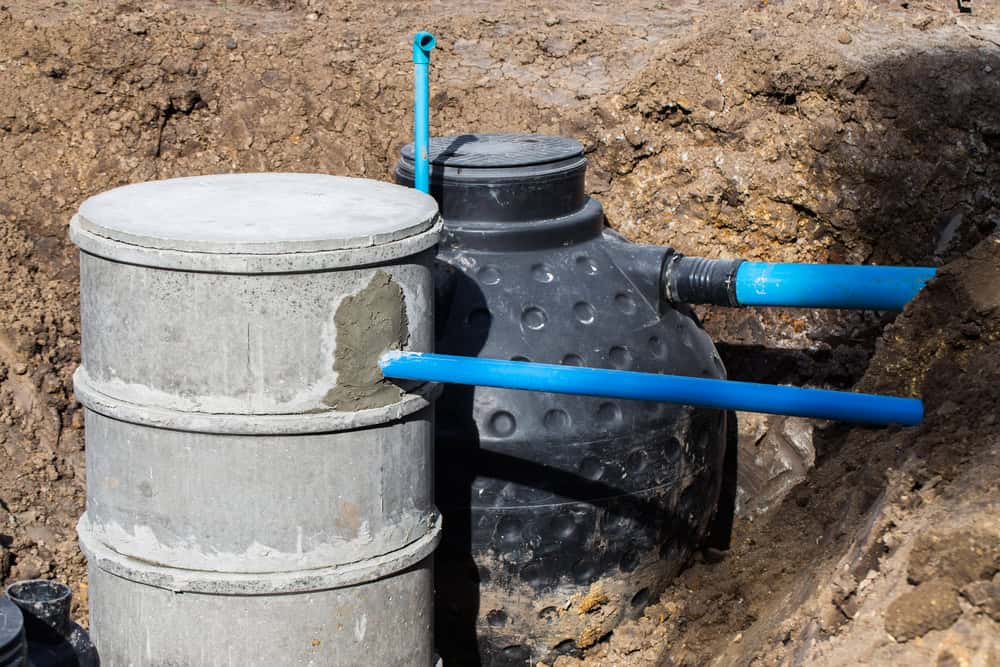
399 133 583 170
0 596 25 667
395 134 590 224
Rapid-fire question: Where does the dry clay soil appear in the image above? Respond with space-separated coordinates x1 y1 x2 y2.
1 1 999 665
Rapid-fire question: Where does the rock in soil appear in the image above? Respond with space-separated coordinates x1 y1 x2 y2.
885 578 962 642
961 578 1000 622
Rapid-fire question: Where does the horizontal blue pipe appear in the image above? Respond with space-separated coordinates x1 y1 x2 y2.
380 352 923 426
735 262 936 310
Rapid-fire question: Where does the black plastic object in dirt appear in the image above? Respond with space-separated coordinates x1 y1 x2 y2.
4 581 97 667
0 594 26 667
397 134 730 666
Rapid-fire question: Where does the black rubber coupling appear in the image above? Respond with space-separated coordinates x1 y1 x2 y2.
662 253 745 307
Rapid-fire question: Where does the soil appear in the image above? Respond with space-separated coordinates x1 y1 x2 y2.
1 0 998 665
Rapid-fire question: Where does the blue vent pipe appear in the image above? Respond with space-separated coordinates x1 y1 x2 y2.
412 31 436 194
735 262 936 310
381 351 924 426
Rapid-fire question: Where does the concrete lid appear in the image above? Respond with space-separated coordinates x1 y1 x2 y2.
71 173 441 272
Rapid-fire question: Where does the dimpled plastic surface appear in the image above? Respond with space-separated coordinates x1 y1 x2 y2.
398 134 727 666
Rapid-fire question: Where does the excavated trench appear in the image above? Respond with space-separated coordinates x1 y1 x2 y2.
0 1 998 665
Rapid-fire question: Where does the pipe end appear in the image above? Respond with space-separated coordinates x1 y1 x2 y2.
378 349 406 369
413 31 436 64
5 579 73 639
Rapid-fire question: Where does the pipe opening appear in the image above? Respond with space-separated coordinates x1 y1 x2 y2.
5 580 73 642
5 581 70 607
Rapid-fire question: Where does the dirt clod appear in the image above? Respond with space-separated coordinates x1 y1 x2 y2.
576 586 610 616
885 579 962 642
961 578 1000 622
909 526 1000 587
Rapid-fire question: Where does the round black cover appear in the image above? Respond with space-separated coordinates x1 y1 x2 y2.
396 134 587 224
0 596 26 667
399 133 582 169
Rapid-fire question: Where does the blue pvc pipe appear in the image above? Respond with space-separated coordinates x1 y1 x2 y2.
381 351 923 426
412 31 436 194
735 262 936 310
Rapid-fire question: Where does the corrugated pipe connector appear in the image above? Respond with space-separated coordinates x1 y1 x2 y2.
663 253 744 307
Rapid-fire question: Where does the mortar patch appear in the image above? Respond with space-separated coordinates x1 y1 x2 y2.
324 271 408 410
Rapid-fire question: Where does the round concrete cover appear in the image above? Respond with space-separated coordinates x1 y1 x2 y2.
75 173 439 255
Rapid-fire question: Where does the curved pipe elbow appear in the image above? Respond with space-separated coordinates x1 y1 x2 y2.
412 31 436 64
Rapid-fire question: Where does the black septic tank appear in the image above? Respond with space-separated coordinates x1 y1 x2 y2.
397 134 730 666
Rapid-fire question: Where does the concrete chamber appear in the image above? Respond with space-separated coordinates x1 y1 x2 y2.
70 174 442 666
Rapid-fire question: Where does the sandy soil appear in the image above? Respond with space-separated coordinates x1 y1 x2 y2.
0 0 998 664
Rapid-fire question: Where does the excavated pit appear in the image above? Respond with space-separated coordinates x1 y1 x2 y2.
0 2 998 665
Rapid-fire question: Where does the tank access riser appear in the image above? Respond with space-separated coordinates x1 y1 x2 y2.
70 174 443 666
